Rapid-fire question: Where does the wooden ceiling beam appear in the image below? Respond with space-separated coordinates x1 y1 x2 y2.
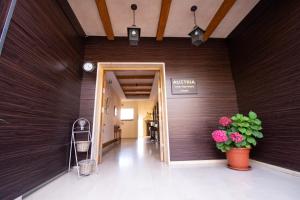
203 0 236 41
125 92 151 95
95 0 114 40
126 94 150 97
156 0 172 41
121 83 153 87
122 86 152 91
123 89 152 92
126 94 150 95
117 75 155 80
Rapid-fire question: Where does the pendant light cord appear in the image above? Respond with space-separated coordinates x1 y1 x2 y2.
193 11 197 26
133 10 136 26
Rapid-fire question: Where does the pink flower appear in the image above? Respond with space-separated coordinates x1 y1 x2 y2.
230 132 244 143
219 116 232 126
212 130 228 143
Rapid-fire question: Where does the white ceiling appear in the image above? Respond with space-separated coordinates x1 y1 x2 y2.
68 0 105 36
68 0 260 38
164 0 223 37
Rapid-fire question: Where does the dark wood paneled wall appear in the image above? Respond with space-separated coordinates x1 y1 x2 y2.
83 37 238 161
56 0 85 37
228 0 300 171
0 1 83 199
79 71 97 128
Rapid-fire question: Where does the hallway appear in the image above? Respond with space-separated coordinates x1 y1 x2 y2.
25 139 300 200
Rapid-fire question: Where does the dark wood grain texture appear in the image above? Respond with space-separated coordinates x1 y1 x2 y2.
0 0 12 36
56 0 85 37
0 1 83 199
79 71 97 128
83 37 238 161
228 0 300 171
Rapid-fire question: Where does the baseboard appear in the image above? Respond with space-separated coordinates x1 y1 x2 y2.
170 159 300 177
102 141 120 155
102 138 120 148
250 159 300 177
22 170 67 198
170 159 227 166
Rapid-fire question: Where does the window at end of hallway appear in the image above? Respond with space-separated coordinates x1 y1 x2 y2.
120 108 134 120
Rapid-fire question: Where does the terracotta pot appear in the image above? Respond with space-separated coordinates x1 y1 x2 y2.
226 148 251 171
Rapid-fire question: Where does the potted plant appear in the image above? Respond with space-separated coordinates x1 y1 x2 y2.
211 111 263 170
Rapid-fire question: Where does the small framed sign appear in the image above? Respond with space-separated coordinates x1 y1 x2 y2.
0 0 17 55
171 78 197 95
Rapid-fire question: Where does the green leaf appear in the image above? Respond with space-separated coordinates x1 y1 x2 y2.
241 141 247 146
231 122 238 127
216 143 223 148
251 125 262 131
241 122 250 127
247 137 257 145
225 140 232 145
246 130 252 136
252 131 263 138
231 116 237 121
246 145 251 148
253 119 262 125
230 127 237 132
249 111 257 119
225 146 231 151
236 114 243 119
243 116 249 121
238 127 247 133
216 144 225 152
218 145 227 152
235 142 242 147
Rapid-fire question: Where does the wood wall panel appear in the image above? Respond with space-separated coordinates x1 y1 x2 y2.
56 0 85 37
0 1 83 199
83 37 238 161
228 0 300 171
79 71 97 126
168 98 237 160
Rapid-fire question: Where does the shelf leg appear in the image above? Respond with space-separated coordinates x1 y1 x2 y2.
73 135 80 177
68 139 73 172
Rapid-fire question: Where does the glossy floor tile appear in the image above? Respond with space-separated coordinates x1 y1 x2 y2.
25 138 300 200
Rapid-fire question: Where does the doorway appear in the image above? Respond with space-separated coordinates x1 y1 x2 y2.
91 62 170 165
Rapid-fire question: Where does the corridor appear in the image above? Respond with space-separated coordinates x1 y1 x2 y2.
26 139 300 200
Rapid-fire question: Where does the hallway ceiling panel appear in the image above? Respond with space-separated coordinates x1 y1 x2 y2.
114 70 156 99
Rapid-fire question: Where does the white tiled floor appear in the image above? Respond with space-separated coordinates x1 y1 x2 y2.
25 138 300 200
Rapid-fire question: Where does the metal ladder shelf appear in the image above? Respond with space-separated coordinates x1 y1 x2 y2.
68 118 92 177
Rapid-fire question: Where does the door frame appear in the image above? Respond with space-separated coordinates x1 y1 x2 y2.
90 62 170 164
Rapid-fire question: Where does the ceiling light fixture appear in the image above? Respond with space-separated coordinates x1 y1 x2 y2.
83 62 95 72
127 4 140 46
188 5 205 46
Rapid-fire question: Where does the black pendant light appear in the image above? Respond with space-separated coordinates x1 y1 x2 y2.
188 5 205 46
127 4 141 46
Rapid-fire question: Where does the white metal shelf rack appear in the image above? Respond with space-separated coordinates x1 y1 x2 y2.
68 118 92 176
